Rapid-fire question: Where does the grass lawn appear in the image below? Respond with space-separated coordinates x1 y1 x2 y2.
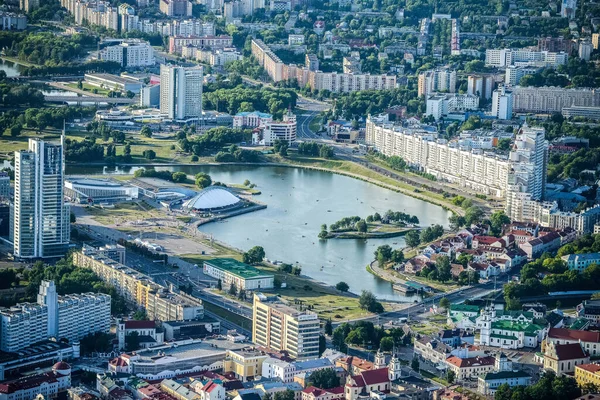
85 202 160 225
66 82 111 96
203 302 252 329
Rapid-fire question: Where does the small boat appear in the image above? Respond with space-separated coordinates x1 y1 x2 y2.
327 210 332 212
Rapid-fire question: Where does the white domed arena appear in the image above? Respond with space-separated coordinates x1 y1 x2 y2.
183 186 242 212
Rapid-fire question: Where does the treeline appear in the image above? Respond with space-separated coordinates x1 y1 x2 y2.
329 88 424 121
297 142 334 158
215 145 261 162
133 169 175 182
503 233 600 309
117 238 169 261
178 127 251 156
0 81 44 108
23 255 127 315
24 107 97 131
495 371 580 400
548 147 600 182
21 60 122 77
369 153 407 172
203 86 297 120
1 31 96 66
64 138 105 162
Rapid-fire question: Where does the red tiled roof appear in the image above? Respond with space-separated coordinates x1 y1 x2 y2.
125 320 156 330
554 343 587 360
576 364 600 373
360 367 389 385
474 236 500 245
445 356 495 368
0 373 59 394
548 328 600 343
302 386 344 397
202 381 220 393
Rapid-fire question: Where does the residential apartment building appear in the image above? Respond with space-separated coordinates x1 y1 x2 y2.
562 253 600 272
252 293 320 360
74 248 204 321
562 106 600 120
98 40 154 67
0 12 27 30
445 355 496 381
575 364 600 388
251 39 396 93
365 116 511 197
491 86 513 119
0 281 110 352
160 64 203 121
467 75 494 100
233 112 273 128
0 172 10 201
11 138 70 259
576 300 600 323
196 48 242 66
169 35 233 55
0 362 71 400
19 0 38 12
485 49 568 68
505 66 540 86
203 258 274 290
425 93 479 120
159 0 192 16
511 86 600 113
418 68 457 97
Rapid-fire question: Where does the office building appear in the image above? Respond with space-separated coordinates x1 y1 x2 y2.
467 75 494 99
511 86 600 113
160 64 203 121
417 68 456 97
254 112 297 145
492 86 513 120
140 84 160 107
252 293 320 360
203 258 274 290
74 248 204 321
98 40 155 67
579 39 593 61
85 73 143 93
0 281 110 352
159 0 192 16
0 172 10 201
12 138 70 259
562 106 600 120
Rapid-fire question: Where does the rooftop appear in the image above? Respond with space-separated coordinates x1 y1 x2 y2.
480 370 530 381
548 328 600 343
204 259 273 280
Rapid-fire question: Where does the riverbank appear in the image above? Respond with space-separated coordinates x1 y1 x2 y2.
0 56 38 68
322 227 415 239
367 258 459 293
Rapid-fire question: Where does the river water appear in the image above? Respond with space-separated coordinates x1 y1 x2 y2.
0 59 26 77
67 164 452 301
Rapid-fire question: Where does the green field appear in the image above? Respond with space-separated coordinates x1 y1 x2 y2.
66 82 111 96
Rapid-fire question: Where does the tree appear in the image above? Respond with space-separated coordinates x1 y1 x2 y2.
229 282 237 296
355 219 367 233
319 334 326 356
336 281 349 292
273 390 295 400
405 230 420 248
439 297 450 309
140 125 152 138
125 331 140 351
5 123 22 137
391 249 404 263
374 245 393 264
324 319 333 335
310 367 340 389
447 370 455 384
490 210 511 234
435 256 451 282
380 336 394 352
411 357 419 372
216 279 222 291
143 149 156 160
243 246 265 264
133 309 147 320
195 172 212 189
172 172 187 183
70 212 76 223
494 384 513 400
359 290 384 313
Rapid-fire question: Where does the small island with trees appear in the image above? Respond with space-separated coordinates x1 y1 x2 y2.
318 210 419 239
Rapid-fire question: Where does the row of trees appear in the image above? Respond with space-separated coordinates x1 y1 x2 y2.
178 128 251 156
215 145 262 163
297 142 335 158
374 245 404 265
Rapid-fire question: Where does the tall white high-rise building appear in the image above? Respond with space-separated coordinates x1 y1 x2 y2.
505 126 548 220
417 68 456 97
492 86 513 120
11 138 70 259
160 64 203 121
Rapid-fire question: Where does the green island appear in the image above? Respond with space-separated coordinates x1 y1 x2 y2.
318 210 420 239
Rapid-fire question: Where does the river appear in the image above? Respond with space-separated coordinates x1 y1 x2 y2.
0 59 26 77
67 164 452 301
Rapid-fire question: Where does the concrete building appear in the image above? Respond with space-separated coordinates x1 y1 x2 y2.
505 66 540 86
253 112 297 145
203 258 274 290
477 357 531 396
159 0 192 16
511 86 600 113
84 73 143 93
19 0 38 12
562 253 600 272
485 49 568 68
223 348 269 382
140 84 160 107
425 93 479 120
491 86 513 120
0 172 10 201
64 177 138 203
74 248 204 321
575 364 600 388
0 281 110 352
576 299 600 324
561 0 577 19
579 39 593 61
418 68 456 97
117 320 165 350
169 35 233 55
467 75 494 100
562 106 600 120
98 40 155 67
233 112 273 128
545 328 600 357
252 293 320 360
0 12 27 30
0 361 71 400
11 138 70 259
160 64 203 121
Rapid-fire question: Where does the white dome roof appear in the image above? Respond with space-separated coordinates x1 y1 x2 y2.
185 186 240 210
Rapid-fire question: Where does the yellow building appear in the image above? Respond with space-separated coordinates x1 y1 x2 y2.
575 364 600 387
252 293 320 360
223 349 268 382
593 33 599 50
